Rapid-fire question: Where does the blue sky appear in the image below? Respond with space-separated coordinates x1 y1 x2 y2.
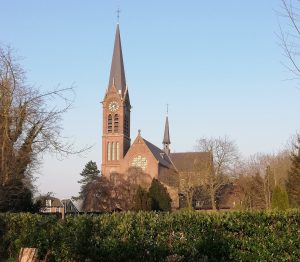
1 1 299 199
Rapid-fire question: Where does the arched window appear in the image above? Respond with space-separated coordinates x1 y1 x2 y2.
107 142 111 161
114 114 119 133
108 114 112 133
116 142 120 160
112 142 115 160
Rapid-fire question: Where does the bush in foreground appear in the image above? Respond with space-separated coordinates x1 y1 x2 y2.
0 211 300 261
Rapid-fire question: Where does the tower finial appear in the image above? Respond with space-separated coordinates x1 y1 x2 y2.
166 103 169 116
116 8 121 23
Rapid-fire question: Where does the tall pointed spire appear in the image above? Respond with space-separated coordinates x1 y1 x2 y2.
163 115 171 155
108 24 126 96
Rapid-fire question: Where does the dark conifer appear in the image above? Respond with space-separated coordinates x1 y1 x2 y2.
0 180 38 212
75 161 100 200
286 136 300 207
271 185 289 210
134 186 151 211
148 179 172 211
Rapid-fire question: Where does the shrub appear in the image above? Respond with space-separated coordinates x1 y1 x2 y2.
0 211 300 261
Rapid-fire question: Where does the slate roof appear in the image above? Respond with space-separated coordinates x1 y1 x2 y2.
108 24 126 96
141 136 211 173
142 138 175 169
170 152 211 172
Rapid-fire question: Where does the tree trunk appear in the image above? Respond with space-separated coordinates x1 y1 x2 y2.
186 189 193 209
210 187 216 210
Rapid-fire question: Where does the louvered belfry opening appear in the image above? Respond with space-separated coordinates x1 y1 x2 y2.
114 114 119 133
108 114 113 133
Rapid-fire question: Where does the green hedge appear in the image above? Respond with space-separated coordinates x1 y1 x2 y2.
0 211 300 261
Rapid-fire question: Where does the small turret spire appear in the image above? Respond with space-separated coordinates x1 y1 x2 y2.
163 109 171 155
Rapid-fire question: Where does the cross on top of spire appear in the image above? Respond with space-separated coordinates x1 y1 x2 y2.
116 8 121 23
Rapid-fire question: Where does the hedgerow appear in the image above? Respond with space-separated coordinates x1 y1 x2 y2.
0 211 300 261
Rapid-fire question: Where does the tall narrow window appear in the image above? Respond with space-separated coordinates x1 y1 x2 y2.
108 114 112 133
124 115 129 136
114 114 119 133
107 142 111 161
127 116 130 136
116 142 120 160
112 142 115 160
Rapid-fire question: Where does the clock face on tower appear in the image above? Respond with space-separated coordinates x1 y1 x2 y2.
109 101 119 112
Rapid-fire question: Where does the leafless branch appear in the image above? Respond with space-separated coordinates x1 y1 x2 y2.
0 45 90 186
278 0 300 85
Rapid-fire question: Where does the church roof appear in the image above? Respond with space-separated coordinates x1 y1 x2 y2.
108 24 126 96
163 116 171 144
142 138 175 169
170 152 211 172
140 136 211 173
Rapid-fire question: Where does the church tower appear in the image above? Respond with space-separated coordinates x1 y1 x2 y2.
101 24 131 176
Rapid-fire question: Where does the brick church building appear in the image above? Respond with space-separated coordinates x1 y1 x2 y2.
101 24 211 209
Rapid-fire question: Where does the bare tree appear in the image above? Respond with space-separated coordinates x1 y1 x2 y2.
81 176 114 211
0 46 87 188
80 167 152 212
268 150 291 185
241 150 291 209
278 0 300 85
110 168 152 210
236 173 266 210
195 136 240 210
243 153 273 209
180 170 196 209
179 161 208 209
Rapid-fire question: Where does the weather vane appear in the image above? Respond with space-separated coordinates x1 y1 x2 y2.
166 104 169 115
116 8 121 22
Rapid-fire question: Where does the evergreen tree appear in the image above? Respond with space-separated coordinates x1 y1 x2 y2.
134 186 151 211
75 161 100 200
148 179 172 211
271 185 289 210
0 179 39 212
286 136 300 207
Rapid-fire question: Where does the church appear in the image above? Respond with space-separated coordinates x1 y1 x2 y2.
101 24 211 209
